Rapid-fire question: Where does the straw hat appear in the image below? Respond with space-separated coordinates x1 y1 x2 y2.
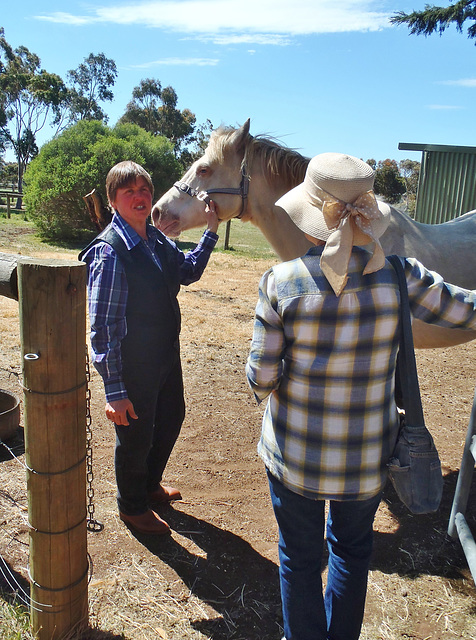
276 152 391 295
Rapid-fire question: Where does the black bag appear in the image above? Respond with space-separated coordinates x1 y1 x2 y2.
387 255 443 514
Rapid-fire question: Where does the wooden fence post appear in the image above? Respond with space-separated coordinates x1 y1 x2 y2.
224 220 231 250
18 258 88 639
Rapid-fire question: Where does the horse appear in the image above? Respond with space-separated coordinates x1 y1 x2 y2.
152 119 476 349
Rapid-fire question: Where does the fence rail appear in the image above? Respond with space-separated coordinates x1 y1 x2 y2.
0 190 23 218
448 385 476 585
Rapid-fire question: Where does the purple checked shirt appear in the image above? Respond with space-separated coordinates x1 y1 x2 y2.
81 212 218 402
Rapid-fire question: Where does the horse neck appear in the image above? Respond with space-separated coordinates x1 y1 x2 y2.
245 170 313 262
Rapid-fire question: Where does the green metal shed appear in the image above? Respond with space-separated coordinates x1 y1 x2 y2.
398 142 476 224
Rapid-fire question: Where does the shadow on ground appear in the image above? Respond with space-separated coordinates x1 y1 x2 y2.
373 470 476 584
130 471 476 637
0 426 25 462
135 506 283 640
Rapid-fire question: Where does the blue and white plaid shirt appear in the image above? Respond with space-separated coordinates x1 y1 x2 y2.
82 212 218 402
246 246 476 501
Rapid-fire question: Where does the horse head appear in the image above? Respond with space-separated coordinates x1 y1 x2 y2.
152 120 252 236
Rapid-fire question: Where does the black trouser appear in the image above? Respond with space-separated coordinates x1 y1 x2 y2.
115 349 185 515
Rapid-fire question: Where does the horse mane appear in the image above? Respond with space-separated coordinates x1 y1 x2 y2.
208 125 310 190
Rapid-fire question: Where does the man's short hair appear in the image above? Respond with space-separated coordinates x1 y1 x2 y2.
106 161 154 204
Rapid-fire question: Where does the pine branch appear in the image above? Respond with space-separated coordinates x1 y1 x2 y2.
391 0 476 41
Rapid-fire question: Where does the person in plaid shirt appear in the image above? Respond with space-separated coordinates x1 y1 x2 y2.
246 152 476 640
80 161 218 536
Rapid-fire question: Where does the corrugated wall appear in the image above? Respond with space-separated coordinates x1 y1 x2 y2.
399 143 476 224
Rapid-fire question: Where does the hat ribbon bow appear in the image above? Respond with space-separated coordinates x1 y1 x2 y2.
320 190 386 296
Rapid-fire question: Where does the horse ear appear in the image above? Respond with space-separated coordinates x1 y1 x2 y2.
230 119 251 151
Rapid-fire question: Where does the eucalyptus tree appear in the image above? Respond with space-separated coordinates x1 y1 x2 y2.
66 52 117 123
373 159 406 204
156 86 196 154
399 159 421 214
0 28 68 191
119 79 199 162
119 78 163 133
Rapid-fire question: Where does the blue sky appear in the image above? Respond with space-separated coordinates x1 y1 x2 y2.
2 0 475 166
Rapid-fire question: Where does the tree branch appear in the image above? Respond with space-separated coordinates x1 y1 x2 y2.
391 0 476 42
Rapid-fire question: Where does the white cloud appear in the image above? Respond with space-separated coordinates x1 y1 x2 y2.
427 105 464 110
35 0 392 42
200 33 293 46
129 57 219 68
439 78 476 88
34 11 95 26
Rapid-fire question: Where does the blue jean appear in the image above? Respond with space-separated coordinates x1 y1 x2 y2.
267 470 381 640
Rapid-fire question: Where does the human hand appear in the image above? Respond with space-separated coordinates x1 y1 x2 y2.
105 398 138 426
205 200 219 234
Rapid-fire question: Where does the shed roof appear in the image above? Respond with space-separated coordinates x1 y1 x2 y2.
399 142 476 155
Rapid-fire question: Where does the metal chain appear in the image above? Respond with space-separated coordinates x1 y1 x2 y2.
85 350 104 533
1 357 104 532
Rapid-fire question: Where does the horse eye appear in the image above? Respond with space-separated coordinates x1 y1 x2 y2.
197 166 209 176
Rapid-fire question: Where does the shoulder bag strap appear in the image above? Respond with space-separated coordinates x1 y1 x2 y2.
388 254 425 427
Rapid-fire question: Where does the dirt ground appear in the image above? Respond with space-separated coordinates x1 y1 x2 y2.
1 234 476 640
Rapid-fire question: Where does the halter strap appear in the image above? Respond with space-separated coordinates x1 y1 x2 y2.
173 166 250 220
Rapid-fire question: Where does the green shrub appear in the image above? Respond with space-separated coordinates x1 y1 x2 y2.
23 121 181 241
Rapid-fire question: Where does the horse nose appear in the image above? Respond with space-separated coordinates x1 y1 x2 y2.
151 202 162 226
